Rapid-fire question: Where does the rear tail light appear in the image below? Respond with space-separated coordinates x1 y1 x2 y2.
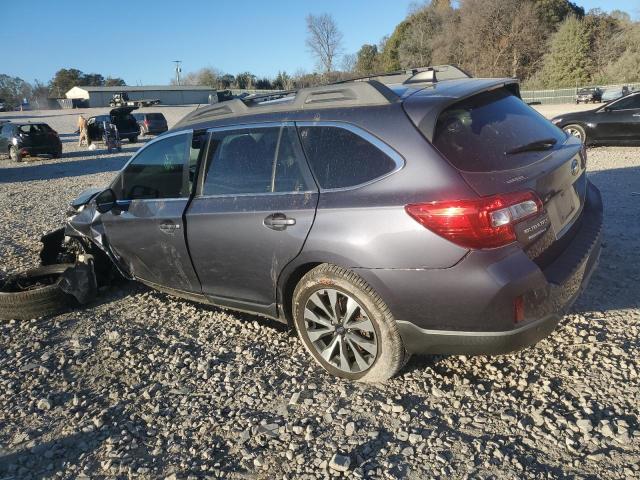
144 119 149 126
405 191 543 249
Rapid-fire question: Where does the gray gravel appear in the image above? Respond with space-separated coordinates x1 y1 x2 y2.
0 106 639 479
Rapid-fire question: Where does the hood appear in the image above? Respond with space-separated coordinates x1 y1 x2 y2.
551 107 599 123
110 106 138 116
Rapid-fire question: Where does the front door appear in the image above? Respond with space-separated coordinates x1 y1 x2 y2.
101 130 206 293
186 123 319 311
596 94 640 142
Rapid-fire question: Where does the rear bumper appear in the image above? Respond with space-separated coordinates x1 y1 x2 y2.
356 180 603 355
397 313 561 355
143 126 168 135
20 144 61 156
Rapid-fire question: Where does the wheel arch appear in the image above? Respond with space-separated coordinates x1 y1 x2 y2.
277 261 322 330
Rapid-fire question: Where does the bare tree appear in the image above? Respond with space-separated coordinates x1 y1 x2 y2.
306 13 344 73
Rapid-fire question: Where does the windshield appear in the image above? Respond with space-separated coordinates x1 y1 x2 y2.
433 88 566 172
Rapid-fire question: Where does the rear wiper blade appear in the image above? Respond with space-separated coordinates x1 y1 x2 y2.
505 138 557 155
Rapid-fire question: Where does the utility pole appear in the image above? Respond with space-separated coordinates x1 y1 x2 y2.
173 60 182 85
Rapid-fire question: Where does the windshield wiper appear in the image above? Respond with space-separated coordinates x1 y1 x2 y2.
505 138 557 155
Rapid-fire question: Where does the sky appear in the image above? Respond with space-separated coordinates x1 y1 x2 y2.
2 0 638 86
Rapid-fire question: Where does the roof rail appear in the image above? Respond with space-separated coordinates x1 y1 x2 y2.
331 64 472 86
177 81 400 127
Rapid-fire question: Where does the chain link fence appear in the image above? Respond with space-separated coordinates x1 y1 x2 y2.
521 82 640 105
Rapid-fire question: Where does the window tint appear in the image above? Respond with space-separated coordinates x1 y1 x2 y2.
116 134 189 200
202 126 311 195
298 126 397 189
608 94 640 111
433 88 566 173
18 124 52 134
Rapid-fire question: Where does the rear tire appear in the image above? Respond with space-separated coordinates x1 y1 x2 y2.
563 124 587 144
0 264 74 320
292 264 407 382
129 136 138 143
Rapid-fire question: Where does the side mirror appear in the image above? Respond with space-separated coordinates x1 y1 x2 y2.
95 188 116 213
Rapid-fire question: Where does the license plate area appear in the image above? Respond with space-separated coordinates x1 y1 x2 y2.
547 187 581 239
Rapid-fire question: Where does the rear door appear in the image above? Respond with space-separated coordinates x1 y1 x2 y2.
429 88 586 256
186 122 318 310
101 130 206 292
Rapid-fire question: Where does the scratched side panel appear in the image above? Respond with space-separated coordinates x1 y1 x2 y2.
101 198 201 293
186 192 318 305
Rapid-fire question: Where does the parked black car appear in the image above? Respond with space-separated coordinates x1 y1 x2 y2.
0 122 62 161
133 112 168 136
576 87 602 104
552 91 640 144
64 66 602 381
87 107 140 143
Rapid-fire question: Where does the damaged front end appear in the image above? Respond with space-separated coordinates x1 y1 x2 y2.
38 188 131 304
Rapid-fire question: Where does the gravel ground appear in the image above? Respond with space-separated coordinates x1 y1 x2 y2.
0 105 639 479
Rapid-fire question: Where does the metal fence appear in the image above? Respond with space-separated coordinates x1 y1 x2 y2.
521 82 640 105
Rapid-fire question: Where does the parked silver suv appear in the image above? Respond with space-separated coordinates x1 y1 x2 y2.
65 66 603 381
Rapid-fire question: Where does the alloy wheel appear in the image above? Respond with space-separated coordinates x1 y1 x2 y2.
564 127 583 140
303 288 378 374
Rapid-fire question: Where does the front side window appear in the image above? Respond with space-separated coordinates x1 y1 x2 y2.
297 125 398 189
115 133 189 200
608 94 640 111
202 125 311 196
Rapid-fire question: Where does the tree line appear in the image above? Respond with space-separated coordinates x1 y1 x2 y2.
0 69 126 110
348 0 639 89
2 0 638 109
173 1 640 94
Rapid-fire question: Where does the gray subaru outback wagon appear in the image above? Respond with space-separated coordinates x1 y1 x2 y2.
66 66 602 381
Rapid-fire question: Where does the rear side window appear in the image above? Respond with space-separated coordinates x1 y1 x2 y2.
202 126 312 196
298 125 397 189
433 89 566 172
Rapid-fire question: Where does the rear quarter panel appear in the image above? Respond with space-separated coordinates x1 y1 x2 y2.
294 104 474 270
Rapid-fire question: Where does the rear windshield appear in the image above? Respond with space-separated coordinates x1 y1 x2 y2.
433 89 566 172
19 124 52 134
147 113 165 121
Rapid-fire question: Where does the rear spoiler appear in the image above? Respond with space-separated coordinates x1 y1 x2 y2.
402 78 520 142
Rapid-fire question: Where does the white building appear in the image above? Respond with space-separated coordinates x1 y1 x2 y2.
65 85 217 107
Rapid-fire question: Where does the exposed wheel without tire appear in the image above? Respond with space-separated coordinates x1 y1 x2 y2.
0 264 74 320
563 124 586 143
9 146 22 162
292 264 407 382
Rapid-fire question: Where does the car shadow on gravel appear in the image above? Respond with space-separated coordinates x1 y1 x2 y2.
60 146 140 159
0 155 132 183
575 166 640 313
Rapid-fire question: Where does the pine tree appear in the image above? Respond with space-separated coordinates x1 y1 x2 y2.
540 16 593 87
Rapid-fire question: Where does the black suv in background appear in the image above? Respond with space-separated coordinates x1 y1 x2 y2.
133 112 168 136
87 107 140 143
0 122 62 161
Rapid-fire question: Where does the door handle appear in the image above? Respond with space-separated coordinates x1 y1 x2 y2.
633 113 640 117
264 213 296 230
159 221 181 234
